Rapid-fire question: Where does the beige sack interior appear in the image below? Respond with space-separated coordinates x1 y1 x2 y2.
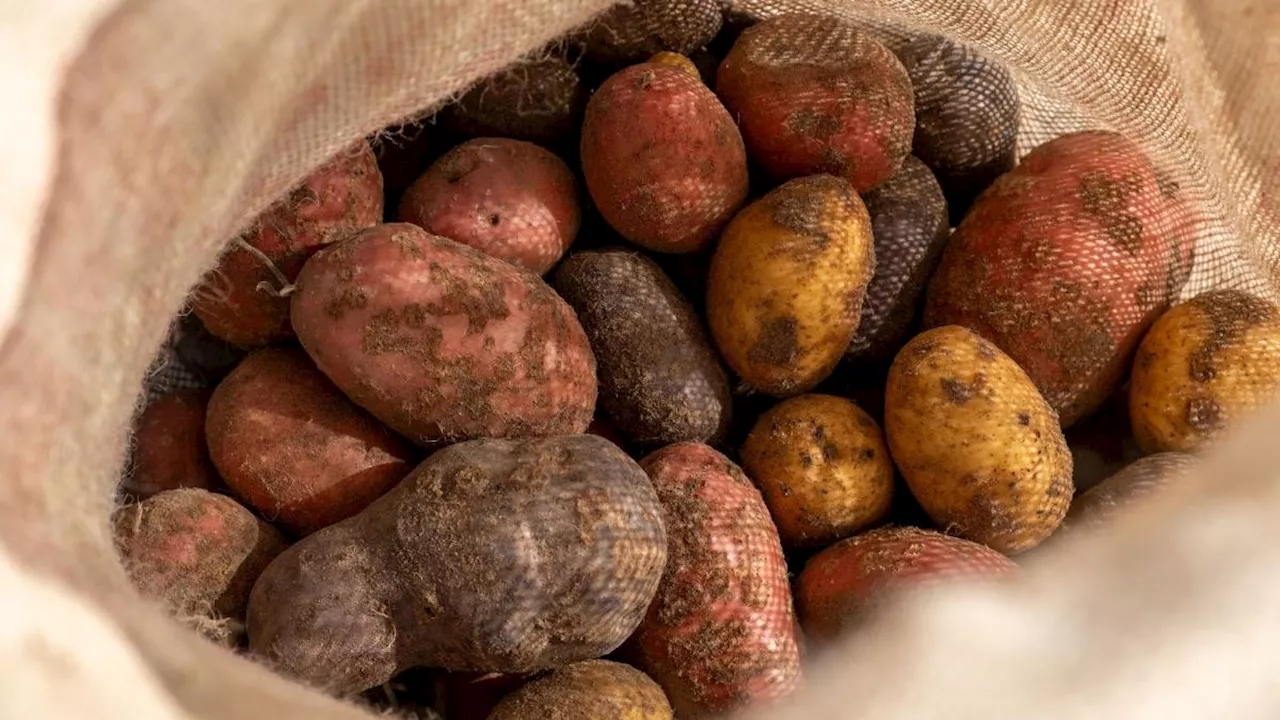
0 0 1276 718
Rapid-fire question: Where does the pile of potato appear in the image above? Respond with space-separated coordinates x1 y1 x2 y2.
116 3 1280 719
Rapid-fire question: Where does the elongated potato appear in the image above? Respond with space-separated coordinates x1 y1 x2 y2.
487 660 672 720
885 326 1073 553
1130 290 1280 453
707 175 875 397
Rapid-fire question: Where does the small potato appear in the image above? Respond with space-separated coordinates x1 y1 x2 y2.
1130 290 1280 452
1067 452 1198 531
647 51 701 79
125 390 220 499
707 175 875 397
290 223 597 445
206 347 415 536
552 248 731 447
581 64 748 254
192 141 383 348
797 526 1016 642
885 326 1073 553
740 394 894 547
716 14 915 192
634 443 801 718
487 660 672 720
440 55 587 147
398 138 581 274
578 0 722 66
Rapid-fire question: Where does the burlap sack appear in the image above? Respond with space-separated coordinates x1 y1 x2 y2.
0 0 1275 718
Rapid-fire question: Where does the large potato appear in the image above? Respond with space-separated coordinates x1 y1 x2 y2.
1130 290 1280 452
707 174 874 396
487 660 672 720
290 223 597 445
885 326 1073 553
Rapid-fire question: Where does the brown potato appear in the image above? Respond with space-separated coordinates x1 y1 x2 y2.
578 0 722 66
439 55 587 147
885 326 1073 553
741 394 894 547
707 175 875 397
487 661 672 720
1066 452 1198 531
1130 290 1280 452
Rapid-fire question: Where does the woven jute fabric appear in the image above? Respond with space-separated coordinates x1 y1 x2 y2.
0 0 1275 718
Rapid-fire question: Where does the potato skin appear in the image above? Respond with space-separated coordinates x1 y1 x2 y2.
581 64 748 254
206 347 415 536
647 51 701 79
925 130 1194 426
885 326 1073 553
1066 452 1198 531
633 443 801 719
192 141 383 348
552 249 731 447
1130 290 1280 453
398 138 580 274
247 435 666 694
487 660 672 720
716 14 915 192
579 0 722 66
707 174 875 397
741 394 893 547
440 56 586 147
797 526 1016 642
290 223 597 445
125 391 220 499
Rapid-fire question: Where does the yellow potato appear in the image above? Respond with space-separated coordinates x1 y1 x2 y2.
741 394 893 547
1130 289 1280 453
647 51 701 80
885 326 1073 553
486 660 672 720
707 174 875 396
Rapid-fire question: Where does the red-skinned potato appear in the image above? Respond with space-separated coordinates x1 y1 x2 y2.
192 141 383 348
290 223 597 445
125 391 220 499
633 443 801 718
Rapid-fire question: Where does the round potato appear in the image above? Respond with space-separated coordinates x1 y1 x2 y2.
487 661 672 720
885 326 1073 553
1130 290 1280 453
741 394 893 547
706 174 875 397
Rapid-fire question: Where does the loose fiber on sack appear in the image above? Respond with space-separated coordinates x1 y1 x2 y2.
0 0 1276 719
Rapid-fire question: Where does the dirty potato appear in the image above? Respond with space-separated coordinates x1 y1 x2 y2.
487 660 672 720
706 175 875 397
740 394 894 547
1130 290 1280 453
885 326 1073 553
439 55 587 147
578 0 722 66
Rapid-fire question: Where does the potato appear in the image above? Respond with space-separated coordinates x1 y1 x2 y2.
647 51 700 79
796 526 1017 642
439 55 587 147
487 660 672 720
633 443 801 718
578 0 722 66
1067 452 1198 531
124 390 220 499
885 326 1073 553
289 223 597 446
192 141 383 348
552 248 731 447
115 489 285 645
716 14 915 192
847 155 950 363
206 347 415 536
247 435 666 694
892 35 1020 223
169 311 247 386
740 394 893 547
580 64 748 254
398 138 580 274
707 174 875 397
925 130 1195 426
1130 290 1280 452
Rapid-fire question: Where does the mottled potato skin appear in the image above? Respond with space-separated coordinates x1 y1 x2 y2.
553 249 731 447
741 394 893 547
1066 453 1198 531
925 130 1194 426
206 347 415 536
398 138 580 274
885 326 1073 553
290 223 597 445
193 141 383 347
1130 290 1280 452
581 64 748 254
247 436 667 695
707 175 875 397
634 443 801 719
797 526 1016 642
124 391 220 499
716 14 915 192
579 0 723 66
487 660 673 720
440 56 586 147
